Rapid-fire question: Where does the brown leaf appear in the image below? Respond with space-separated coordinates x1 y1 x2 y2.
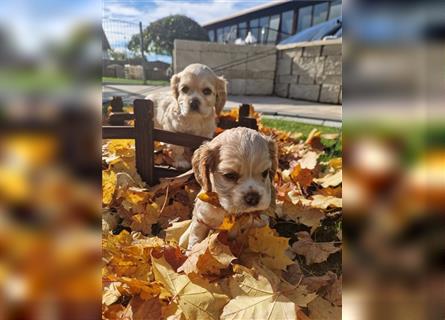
308 297 341 320
121 296 162 320
280 201 325 233
291 232 341 265
314 170 342 188
178 232 235 276
324 275 342 306
290 164 314 188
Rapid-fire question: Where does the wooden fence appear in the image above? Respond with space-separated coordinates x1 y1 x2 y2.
102 97 258 185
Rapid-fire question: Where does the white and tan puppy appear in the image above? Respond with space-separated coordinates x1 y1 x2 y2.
146 63 227 169
180 127 278 251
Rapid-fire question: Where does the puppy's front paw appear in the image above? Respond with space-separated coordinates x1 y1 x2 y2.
174 159 191 169
252 214 269 228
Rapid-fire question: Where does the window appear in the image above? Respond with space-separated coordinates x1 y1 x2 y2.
250 18 259 41
227 25 237 43
223 26 230 42
313 2 328 26
329 0 342 19
208 30 215 42
216 28 224 42
297 6 313 32
281 10 294 40
259 16 269 43
267 14 280 43
238 22 247 40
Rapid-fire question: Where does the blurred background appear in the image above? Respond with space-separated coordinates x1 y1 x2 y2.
343 0 445 319
0 0 444 319
0 0 102 319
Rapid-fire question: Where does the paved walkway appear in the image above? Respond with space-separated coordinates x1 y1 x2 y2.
103 84 342 126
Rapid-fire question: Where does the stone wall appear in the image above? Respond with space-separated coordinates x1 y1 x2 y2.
174 39 276 95
275 39 342 104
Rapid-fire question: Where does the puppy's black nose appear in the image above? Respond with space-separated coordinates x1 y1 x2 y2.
190 98 200 111
244 192 260 206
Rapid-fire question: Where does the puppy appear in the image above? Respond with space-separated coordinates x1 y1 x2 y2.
179 127 278 252
146 64 227 169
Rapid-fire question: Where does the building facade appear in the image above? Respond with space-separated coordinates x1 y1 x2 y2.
203 0 341 45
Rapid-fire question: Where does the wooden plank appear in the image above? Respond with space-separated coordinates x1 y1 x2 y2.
102 126 135 139
109 112 134 125
134 99 155 185
218 118 238 129
153 129 209 149
239 117 258 130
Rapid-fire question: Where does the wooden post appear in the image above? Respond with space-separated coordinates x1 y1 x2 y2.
239 104 250 118
134 99 154 185
110 96 124 112
238 104 258 130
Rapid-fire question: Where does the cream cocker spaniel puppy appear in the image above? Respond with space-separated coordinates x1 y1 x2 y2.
146 63 227 169
180 127 278 252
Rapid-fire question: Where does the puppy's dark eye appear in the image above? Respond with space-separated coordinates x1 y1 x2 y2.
223 172 239 181
203 88 212 95
262 170 269 178
181 86 189 93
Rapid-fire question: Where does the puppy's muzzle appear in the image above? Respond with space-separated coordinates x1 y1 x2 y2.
190 98 200 111
244 191 260 206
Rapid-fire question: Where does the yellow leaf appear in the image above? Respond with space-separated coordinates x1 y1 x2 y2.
247 226 293 270
314 170 342 188
311 195 342 209
328 157 342 169
152 254 229 320
197 191 221 207
218 215 236 231
102 170 117 206
178 233 235 276
165 220 192 244
221 265 316 320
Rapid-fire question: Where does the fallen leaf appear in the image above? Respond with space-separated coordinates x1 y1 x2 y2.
197 191 221 207
299 151 319 170
103 170 117 206
314 170 342 188
165 219 191 244
121 296 162 320
178 232 236 276
102 282 122 306
247 226 293 270
308 297 341 320
324 275 342 306
281 201 325 233
290 164 313 188
152 254 229 320
311 195 342 209
291 232 341 265
221 265 316 320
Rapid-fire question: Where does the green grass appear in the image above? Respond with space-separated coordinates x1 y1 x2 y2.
261 118 340 137
0 69 71 91
261 117 342 159
103 77 168 86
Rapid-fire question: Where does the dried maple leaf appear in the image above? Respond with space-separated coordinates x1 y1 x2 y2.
290 164 313 188
197 191 221 207
299 151 319 170
246 226 293 270
308 297 341 320
102 170 116 206
280 201 325 233
291 232 341 265
305 129 324 151
121 296 162 320
178 232 236 277
310 195 342 209
324 275 341 306
165 219 192 245
314 170 342 188
221 264 316 320
152 254 229 320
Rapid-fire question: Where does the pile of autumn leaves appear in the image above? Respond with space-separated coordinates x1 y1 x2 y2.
102 112 342 320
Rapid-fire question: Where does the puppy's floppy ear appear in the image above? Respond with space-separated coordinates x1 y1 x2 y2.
192 142 219 192
170 73 180 99
266 136 278 182
214 76 227 115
